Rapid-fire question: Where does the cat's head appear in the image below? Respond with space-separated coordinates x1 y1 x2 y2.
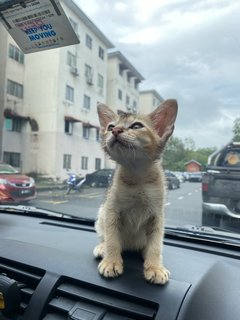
97 99 178 166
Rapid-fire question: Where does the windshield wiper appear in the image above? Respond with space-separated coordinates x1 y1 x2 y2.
0 204 73 219
165 224 240 244
0 204 95 226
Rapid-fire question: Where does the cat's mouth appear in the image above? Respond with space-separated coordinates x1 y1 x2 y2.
109 137 128 148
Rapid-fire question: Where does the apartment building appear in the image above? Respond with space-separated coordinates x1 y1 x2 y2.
0 0 114 180
103 51 145 169
107 51 144 113
139 90 164 114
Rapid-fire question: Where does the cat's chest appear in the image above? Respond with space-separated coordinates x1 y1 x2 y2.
114 184 163 211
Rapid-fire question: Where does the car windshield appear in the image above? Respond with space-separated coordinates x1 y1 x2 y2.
0 0 240 238
0 163 19 174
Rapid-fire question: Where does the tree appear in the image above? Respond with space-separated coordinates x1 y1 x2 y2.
162 136 216 171
162 137 186 171
184 137 196 151
233 118 240 142
191 147 216 169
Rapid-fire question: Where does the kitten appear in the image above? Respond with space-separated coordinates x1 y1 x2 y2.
93 99 178 284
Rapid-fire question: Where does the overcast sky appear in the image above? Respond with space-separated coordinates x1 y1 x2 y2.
75 0 240 149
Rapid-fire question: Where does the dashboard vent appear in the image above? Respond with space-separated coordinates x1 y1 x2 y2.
43 280 158 320
0 258 44 316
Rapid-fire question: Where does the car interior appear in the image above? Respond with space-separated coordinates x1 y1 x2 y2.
1 212 240 320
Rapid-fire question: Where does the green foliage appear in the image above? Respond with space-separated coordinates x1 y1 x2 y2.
233 118 240 142
162 136 216 171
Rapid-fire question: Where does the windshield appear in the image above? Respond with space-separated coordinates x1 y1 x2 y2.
0 163 19 174
0 0 240 238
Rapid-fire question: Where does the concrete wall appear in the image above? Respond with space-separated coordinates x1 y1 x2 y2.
139 91 164 114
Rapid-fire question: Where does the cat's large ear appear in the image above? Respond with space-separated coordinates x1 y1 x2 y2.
150 99 178 141
97 104 116 129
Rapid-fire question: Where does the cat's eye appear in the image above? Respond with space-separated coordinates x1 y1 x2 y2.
129 122 144 130
107 124 115 131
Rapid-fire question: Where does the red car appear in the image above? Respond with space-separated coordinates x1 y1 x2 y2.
0 163 36 203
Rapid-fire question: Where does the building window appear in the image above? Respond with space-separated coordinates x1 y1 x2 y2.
134 80 139 89
133 100 137 112
5 118 12 131
127 73 131 82
63 154 71 169
83 126 90 139
67 51 77 68
9 44 24 64
118 89 122 100
7 79 23 98
65 85 74 102
65 120 73 135
99 46 104 60
5 118 22 132
85 34 92 49
119 65 124 76
95 158 101 170
98 74 104 94
85 64 93 84
83 94 91 110
3 152 21 167
126 95 130 106
96 129 100 141
81 156 88 170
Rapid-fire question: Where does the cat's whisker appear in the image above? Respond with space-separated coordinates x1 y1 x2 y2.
126 141 132 156
129 142 136 160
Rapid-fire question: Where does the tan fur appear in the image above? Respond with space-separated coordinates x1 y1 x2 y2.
94 99 178 284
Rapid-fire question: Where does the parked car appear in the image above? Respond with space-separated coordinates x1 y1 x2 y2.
0 163 36 203
173 171 186 183
85 169 114 187
164 171 180 189
188 172 203 182
183 172 191 181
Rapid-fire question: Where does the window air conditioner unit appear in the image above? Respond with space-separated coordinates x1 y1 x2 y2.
70 67 79 76
86 76 93 85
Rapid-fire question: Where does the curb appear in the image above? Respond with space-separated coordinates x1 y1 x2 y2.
36 185 65 192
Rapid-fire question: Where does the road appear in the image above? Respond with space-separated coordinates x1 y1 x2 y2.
32 182 202 226
164 182 202 226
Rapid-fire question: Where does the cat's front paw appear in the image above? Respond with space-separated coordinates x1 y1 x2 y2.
93 243 105 259
144 264 170 284
98 258 123 278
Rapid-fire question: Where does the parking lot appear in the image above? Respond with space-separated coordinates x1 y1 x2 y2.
32 182 202 226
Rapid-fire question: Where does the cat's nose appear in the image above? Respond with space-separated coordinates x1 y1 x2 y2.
112 127 123 136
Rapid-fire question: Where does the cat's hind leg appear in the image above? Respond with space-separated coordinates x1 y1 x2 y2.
93 242 105 259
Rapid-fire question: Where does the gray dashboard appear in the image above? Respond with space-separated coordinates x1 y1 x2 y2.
0 212 240 320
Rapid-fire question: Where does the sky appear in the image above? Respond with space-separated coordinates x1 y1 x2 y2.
75 0 240 149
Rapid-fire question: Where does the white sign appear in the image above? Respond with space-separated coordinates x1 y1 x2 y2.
0 0 80 53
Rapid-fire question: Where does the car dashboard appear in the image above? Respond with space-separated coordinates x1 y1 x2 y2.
0 212 240 320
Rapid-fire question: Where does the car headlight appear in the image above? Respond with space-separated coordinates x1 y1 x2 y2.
0 179 8 185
